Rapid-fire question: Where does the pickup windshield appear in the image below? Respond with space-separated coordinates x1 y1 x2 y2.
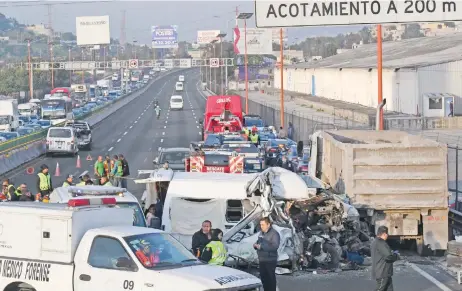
124 233 201 269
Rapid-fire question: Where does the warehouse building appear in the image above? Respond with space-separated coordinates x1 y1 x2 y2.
274 33 462 117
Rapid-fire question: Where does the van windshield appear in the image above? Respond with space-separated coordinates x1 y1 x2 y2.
124 233 201 269
116 202 147 227
48 128 72 138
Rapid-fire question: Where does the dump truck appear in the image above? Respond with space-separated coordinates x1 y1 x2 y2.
308 130 449 255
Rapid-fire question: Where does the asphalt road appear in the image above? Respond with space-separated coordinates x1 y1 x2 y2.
4 68 462 290
3 68 204 196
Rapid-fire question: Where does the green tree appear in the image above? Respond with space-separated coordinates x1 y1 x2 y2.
61 32 76 41
402 23 424 39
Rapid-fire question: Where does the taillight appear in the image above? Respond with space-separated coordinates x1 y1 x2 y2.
268 148 276 152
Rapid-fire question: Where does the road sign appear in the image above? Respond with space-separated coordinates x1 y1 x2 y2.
255 0 462 27
129 59 138 69
210 58 219 68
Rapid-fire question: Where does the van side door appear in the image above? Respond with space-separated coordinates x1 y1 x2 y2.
73 236 142 291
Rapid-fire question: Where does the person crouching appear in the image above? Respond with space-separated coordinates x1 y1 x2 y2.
200 228 227 266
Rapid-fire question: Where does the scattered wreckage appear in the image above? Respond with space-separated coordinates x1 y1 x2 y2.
222 167 372 272
136 167 372 273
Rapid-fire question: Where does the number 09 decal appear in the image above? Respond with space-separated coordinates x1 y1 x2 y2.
123 280 134 290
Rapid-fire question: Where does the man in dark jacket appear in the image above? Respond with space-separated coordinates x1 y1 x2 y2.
371 226 399 291
191 220 212 258
119 154 130 189
254 217 280 291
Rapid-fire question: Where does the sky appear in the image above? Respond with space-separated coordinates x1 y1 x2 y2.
1 1 364 45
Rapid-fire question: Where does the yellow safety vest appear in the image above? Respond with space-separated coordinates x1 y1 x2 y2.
250 134 259 144
205 241 227 265
103 181 113 187
3 185 14 199
38 173 51 191
62 181 71 187
76 181 86 186
14 189 22 197
115 160 123 176
243 128 249 135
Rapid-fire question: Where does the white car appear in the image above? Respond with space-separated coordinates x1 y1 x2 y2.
179 75 185 82
175 82 184 91
170 95 184 110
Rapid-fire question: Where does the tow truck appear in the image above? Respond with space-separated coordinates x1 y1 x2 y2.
199 95 243 140
190 132 247 152
0 199 262 291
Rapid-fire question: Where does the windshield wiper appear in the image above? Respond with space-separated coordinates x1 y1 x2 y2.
180 259 199 263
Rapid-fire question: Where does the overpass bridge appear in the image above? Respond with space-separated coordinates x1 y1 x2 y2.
5 58 234 71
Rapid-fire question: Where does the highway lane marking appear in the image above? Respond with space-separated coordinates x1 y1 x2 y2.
158 147 161 151
197 126 199 128
108 147 114 152
162 132 165 135
116 138 121 143
195 121 198 123
164 126 166 129
160 139 163 143
143 157 147 163
129 126 133 129
409 263 452 291
198 132 201 135
165 121 168 124
135 121 138 124
123 132 127 135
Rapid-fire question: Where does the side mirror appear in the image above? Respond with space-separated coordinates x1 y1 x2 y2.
116 257 136 269
153 157 159 164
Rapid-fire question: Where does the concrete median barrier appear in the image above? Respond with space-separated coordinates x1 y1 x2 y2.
0 68 189 176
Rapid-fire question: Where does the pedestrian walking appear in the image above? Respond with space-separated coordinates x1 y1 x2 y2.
192 220 212 258
111 155 123 187
94 156 105 185
254 217 280 291
288 122 294 140
36 164 53 199
371 226 399 291
119 154 130 189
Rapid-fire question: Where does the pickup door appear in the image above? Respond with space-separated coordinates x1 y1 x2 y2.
74 234 143 291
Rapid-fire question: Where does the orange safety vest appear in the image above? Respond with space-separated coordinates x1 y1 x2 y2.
135 250 160 267
103 160 113 175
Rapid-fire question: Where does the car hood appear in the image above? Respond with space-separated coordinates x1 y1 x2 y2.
169 163 185 170
147 264 261 290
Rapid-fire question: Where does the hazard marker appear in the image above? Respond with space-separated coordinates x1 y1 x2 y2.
54 162 61 177
76 155 81 168
26 167 34 175
86 154 92 161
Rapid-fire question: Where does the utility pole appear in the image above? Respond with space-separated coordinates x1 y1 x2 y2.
120 9 126 59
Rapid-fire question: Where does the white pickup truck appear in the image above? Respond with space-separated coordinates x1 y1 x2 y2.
0 199 262 291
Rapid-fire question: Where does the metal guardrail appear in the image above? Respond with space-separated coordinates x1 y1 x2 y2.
0 91 138 155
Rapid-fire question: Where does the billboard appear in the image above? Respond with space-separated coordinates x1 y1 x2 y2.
255 0 462 27
197 30 221 44
234 28 272 55
76 16 110 46
152 25 178 48
272 28 287 43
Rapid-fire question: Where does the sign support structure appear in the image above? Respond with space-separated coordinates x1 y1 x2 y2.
377 24 383 130
280 28 284 128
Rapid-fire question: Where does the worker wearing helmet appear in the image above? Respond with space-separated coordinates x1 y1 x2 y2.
248 130 260 146
135 240 160 267
62 174 74 187
36 164 53 198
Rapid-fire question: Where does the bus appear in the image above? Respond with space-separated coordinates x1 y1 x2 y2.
40 98 73 124
50 87 71 99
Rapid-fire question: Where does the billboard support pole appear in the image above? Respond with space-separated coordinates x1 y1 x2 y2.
220 40 223 95
377 24 384 130
280 28 284 127
225 59 228 95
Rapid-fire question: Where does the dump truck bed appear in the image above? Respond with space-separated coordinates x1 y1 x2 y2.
319 130 448 210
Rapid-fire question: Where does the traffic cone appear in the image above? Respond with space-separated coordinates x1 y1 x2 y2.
54 162 61 177
86 154 92 161
76 155 81 168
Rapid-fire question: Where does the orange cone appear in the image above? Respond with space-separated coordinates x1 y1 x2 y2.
76 155 81 168
54 162 61 177
86 154 92 161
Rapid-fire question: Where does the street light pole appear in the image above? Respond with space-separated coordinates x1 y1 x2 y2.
133 40 138 59
217 33 227 95
27 39 33 99
50 45 54 89
68 48 72 86
237 12 253 114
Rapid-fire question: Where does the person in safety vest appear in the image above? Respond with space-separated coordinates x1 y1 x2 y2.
135 240 160 267
200 228 227 266
243 127 250 136
248 131 260 146
16 184 34 201
100 176 112 186
36 164 53 197
103 155 113 177
94 156 105 184
111 155 124 187
1 178 16 201
62 174 74 187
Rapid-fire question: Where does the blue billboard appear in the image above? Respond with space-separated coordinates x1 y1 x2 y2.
151 25 178 48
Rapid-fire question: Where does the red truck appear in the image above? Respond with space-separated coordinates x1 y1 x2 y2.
185 151 244 173
199 95 243 140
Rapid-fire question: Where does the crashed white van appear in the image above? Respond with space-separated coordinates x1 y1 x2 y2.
135 167 338 267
